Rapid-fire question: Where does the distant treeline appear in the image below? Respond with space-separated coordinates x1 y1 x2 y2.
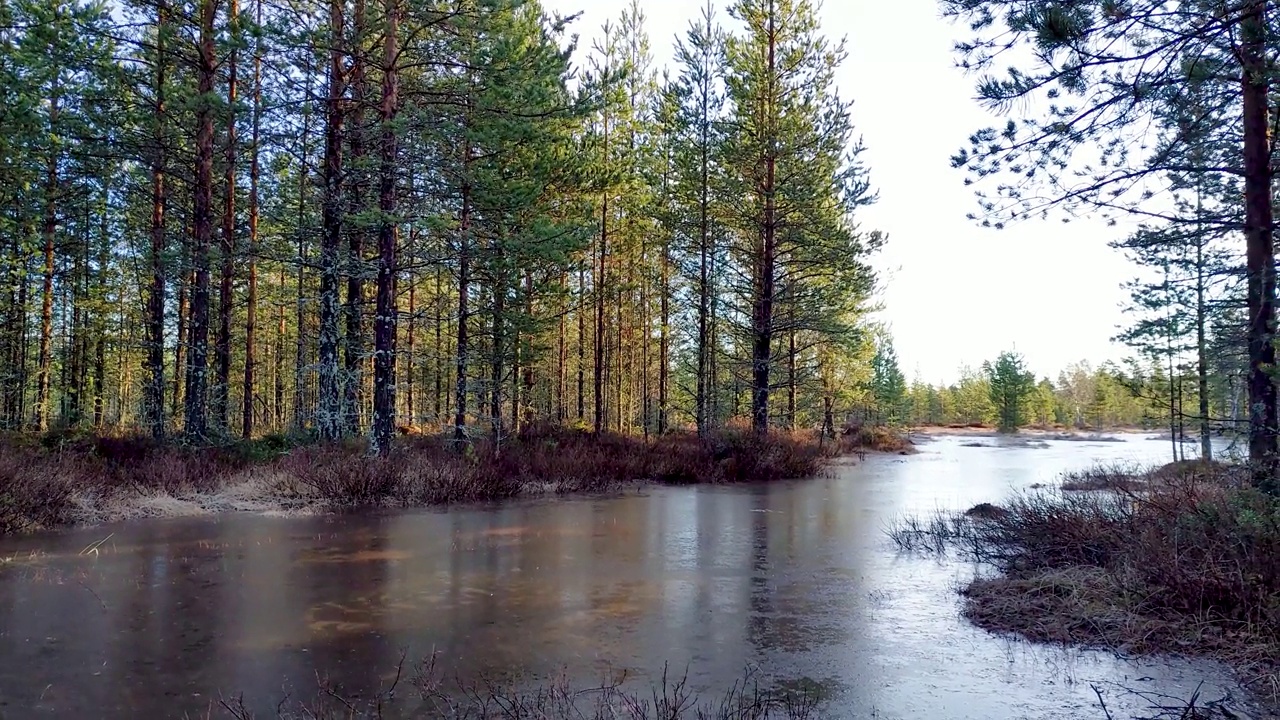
861 338 1239 433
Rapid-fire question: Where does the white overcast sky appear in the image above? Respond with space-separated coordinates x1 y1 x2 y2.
539 0 1137 385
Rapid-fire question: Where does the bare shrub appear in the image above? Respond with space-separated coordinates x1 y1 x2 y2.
280 446 402 508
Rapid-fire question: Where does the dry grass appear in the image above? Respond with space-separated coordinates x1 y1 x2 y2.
0 426 832 535
887 460 1280 691
208 655 822 720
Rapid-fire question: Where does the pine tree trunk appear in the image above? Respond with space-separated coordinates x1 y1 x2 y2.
214 0 239 434
595 189 608 434
93 333 106 428
522 270 534 430
695 138 710 437
317 0 347 441
658 227 669 436
64 237 84 426
787 327 796 431
1195 199 1211 462
750 13 777 436
173 264 189 419
491 277 504 441
433 265 442 424
557 270 566 424
275 261 286 429
344 0 368 436
454 164 471 443
243 0 262 439
2 229 30 427
614 281 623 432
1240 0 1277 484
404 228 415 426
294 231 308 428
145 0 168 439
35 93 59 432
370 0 399 454
15 248 28 425
577 262 585 422
184 0 217 440
293 62 313 430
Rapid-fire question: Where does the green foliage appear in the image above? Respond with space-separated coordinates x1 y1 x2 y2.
869 335 907 425
983 351 1035 432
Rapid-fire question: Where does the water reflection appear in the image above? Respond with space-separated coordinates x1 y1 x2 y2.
0 434 1249 719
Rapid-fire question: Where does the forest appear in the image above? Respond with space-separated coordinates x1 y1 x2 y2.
0 0 1275 464
0 0 886 456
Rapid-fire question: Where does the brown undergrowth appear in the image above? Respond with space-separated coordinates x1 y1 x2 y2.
0 425 833 535
888 460 1280 693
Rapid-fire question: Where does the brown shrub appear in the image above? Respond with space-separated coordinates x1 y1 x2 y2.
839 424 915 455
0 449 78 534
278 444 403 507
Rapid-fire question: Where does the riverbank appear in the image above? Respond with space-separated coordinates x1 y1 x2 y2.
890 459 1280 702
0 424 911 536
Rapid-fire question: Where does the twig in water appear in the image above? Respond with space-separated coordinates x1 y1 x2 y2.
1092 683 1115 720
75 578 107 611
79 533 114 556
217 694 252 720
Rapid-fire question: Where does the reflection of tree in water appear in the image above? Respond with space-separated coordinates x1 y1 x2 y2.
745 485 852 656
293 518 395 706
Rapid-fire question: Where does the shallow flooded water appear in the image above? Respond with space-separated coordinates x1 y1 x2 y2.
0 434 1256 719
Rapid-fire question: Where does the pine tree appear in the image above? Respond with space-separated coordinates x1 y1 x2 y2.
984 351 1034 433
870 335 906 426
668 0 725 436
722 0 878 433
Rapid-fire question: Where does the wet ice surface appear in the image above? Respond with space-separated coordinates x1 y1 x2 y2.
0 433 1261 719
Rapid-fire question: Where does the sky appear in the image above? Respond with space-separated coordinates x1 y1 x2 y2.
539 0 1140 386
